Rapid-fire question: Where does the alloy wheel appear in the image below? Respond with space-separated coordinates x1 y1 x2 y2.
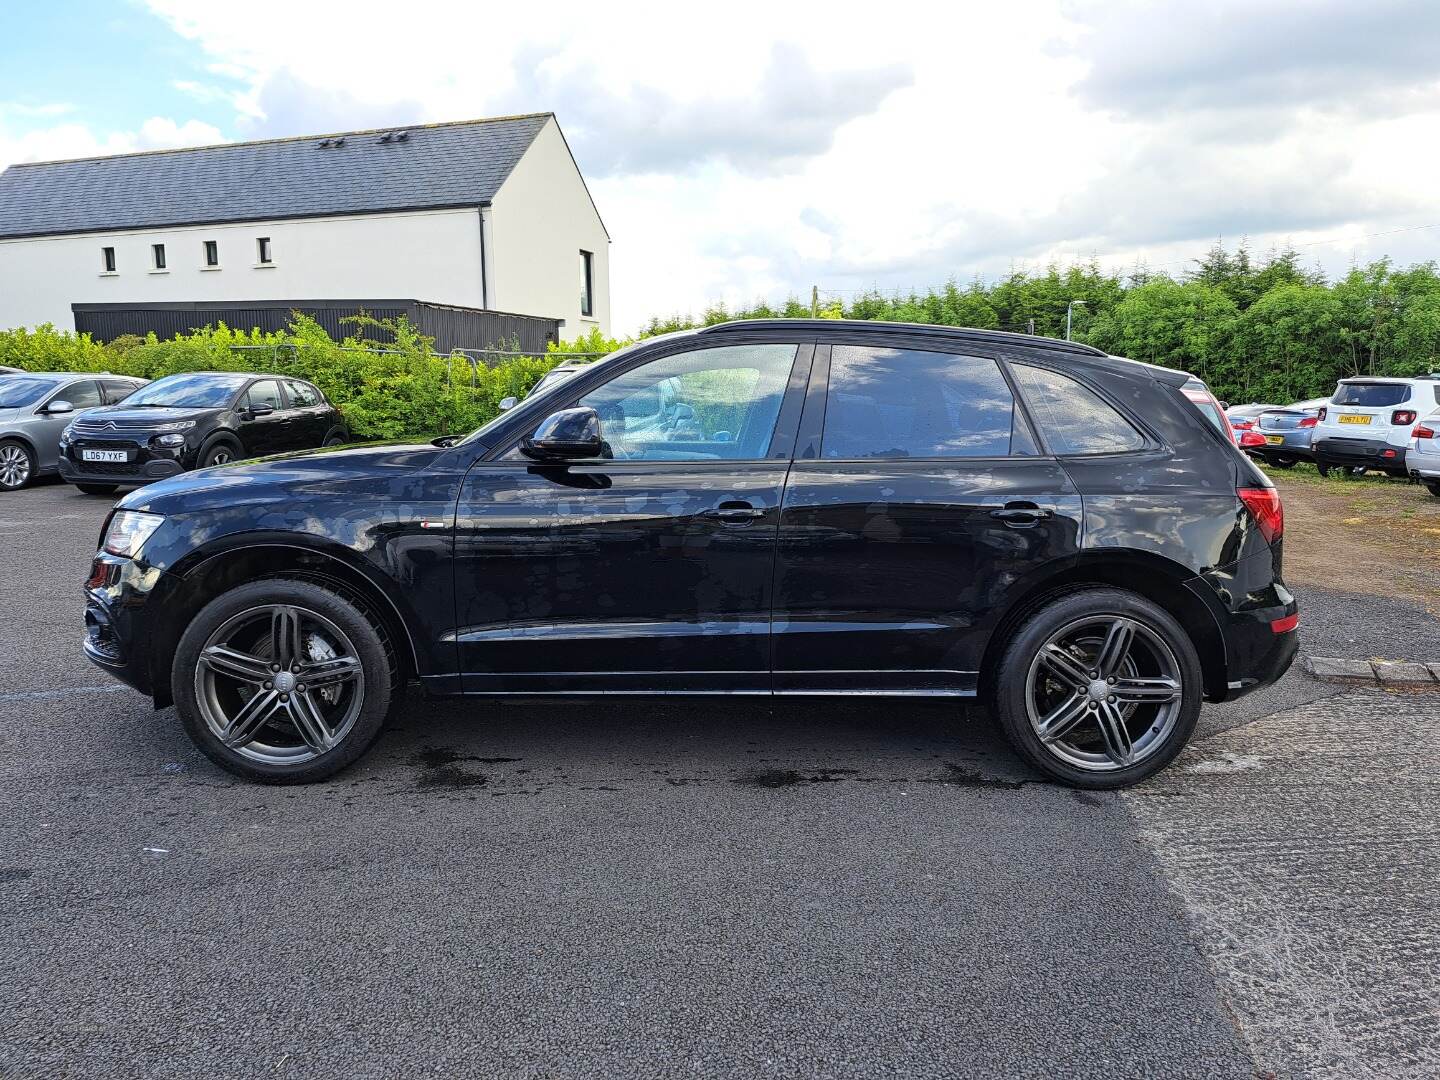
193 603 365 765
1024 614 1184 772
208 449 233 466
0 444 31 488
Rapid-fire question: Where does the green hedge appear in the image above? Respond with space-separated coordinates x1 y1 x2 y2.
0 316 571 441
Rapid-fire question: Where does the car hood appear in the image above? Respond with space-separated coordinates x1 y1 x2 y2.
118 441 449 512
80 405 225 426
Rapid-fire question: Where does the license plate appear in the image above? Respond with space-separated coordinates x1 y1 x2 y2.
1339 414 1371 425
81 450 128 463
1265 434 1284 445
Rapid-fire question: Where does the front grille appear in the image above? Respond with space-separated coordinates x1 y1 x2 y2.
75 459 142 475
72 419 157 439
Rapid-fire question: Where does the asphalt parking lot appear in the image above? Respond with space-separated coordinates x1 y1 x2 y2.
2 479 1437 1079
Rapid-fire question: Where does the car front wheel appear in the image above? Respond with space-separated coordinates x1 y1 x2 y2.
993 588 1202 789
0 439 35 490
172 578 394 783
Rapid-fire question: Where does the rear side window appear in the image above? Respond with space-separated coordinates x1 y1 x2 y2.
284 380 320 407
1010 364 1145 455
1333 382 1409 407
821 345 1036 459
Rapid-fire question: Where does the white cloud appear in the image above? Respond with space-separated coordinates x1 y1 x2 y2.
0 115 225 169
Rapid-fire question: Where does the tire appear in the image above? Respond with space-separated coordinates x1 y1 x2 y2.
76 483 118 496
1317 462 1364 478
992 587 1203 790
323 431 347 447
171 578 394 783
1268 455 1298 469
0 439 36 491
1426 482 1440 498
198 438 241 469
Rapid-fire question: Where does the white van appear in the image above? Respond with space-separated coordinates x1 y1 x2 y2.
1311 377 1440 477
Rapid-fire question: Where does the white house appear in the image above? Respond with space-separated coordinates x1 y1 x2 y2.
0 112 610 344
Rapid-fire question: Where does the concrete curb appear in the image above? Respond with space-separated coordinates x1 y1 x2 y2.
1303 656 1440 686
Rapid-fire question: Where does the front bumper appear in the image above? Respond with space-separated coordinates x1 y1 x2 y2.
59 437 193 487
83 553 172 698
1313 437 1407 470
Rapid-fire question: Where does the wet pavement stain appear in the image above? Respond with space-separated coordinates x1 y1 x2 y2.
921 764 1030 790
412 746 492 790
733 768 862 788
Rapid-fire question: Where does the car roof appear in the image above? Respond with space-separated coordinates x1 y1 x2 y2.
1337 376 1432 384
691 318 1191 386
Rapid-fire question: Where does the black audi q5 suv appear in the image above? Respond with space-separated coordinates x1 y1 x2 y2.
83 320 1297 787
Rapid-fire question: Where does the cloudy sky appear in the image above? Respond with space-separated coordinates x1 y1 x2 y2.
3 0 1439 332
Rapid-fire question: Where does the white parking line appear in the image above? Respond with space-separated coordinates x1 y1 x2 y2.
0 685 132 703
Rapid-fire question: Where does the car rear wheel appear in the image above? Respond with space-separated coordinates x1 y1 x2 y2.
993 588 1202 789
0 439 35 490
76 483 118 495
323 432 347 447
172 578 393 783
1426 481 1440 498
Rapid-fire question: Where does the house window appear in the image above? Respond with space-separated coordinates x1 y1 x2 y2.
101 247 116 273
203 240 219 267
151 243 167 270
256 237 273 264
580 249 594 317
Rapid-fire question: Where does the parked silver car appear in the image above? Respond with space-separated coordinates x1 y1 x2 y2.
0 372 147 490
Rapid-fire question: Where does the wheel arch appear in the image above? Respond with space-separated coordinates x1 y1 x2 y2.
146 540 422 708
979 550 1229 703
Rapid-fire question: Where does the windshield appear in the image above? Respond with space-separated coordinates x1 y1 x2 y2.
0 376 61 409
118 373 248 409
1333 382 1409 407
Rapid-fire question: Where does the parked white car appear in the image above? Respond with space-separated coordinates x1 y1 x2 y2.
1407 410 1440 496
1311 376 1440 477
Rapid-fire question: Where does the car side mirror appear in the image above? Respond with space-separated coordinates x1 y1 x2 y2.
1217 401 1229 411
521 407 604 461
45 399 74 415
498 396 519 412
246 403 275 418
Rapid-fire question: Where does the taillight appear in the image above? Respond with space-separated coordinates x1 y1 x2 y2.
1270 611 1299 635
1238 487 1283 544
1299 416 1317 428
1232 419 1253 430
1239 430 1266 448
1317 407 1327 421
1415 424 1436 439
1392 410 1417 426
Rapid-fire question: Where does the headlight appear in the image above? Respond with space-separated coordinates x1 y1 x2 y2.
152 420 196 433
102 510 165 558
153 433 187 447
61 424 75 441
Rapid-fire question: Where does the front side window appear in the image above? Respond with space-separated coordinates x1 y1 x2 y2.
151 243 166 270
55 380 103 410
101 246 116 273
821 346 1032 459
203 240 219 267
1011 364 1145 455
573 343 797 461
580 250 594 317
284 380 319 407
246 380 284 411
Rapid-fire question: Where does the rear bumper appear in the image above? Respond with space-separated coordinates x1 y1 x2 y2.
1192 545 1299 702
1314 438 1407 469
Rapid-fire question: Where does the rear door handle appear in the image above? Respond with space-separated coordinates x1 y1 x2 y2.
700 501 766 526
990 504 1053 527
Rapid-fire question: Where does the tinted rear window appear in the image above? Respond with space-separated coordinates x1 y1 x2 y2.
1011 364 1146 455
1333 383 1409 407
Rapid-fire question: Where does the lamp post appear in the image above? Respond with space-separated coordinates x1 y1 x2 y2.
1066 300 1087 341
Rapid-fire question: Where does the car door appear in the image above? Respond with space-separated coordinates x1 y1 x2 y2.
236 379 288 456
282 380 329 448
453 338 813 693
771 339 1084 694
35 378 104 471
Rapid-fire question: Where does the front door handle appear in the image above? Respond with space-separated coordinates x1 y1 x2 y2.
990 503 1053 527
700 501 766 526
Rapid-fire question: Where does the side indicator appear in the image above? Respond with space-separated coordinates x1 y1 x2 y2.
419 520 449 530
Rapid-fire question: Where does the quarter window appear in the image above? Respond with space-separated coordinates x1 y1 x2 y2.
151 243 167 270
580 250 594 317
101 246 116 273
1011 364 1145 455
574 343 798 461
821 346 1034 459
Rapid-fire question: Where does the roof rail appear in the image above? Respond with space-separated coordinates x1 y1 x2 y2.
694 318 1110 357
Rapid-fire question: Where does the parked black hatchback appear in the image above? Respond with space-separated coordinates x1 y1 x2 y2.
83 322 1297 787
58 371 348 494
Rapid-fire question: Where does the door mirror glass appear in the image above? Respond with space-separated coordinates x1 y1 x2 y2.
45 399 74 415
247 403 275 418
498 396 519 412
522 407 605 461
